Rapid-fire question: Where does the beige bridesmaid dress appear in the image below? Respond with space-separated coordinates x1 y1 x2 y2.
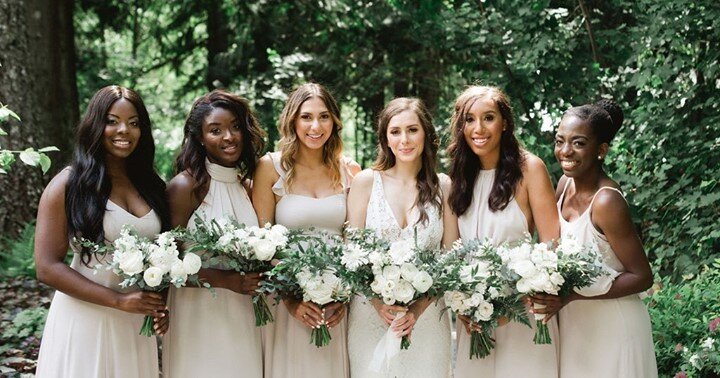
162 160 263 378
557 179 657 378
36 201 161 378
262 151 351 378
455 169 560 378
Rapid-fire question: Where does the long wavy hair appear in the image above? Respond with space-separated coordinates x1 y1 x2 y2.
175 90 266 200
373 97 441 225
448 86 525 216
65 85 170 265
276 83 344 190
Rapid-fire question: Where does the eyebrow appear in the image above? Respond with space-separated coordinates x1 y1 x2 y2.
206 118 238 126
107 113 139 119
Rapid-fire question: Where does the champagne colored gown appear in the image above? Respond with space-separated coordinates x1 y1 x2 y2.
162 160 263 378
36 201 162 378
455 169 559 378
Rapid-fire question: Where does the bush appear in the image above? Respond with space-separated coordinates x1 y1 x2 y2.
646 259 720 377
2 307 48 341
0 221 37 278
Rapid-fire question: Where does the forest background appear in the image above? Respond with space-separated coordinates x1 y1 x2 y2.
0 0 718 376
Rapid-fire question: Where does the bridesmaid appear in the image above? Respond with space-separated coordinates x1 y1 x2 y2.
34 85 170 377
548 100 657 377
448 85 560 377
162 90 266 378
253 82 361 378
345 97 458 378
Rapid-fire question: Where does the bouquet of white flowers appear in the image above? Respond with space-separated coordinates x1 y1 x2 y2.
342 228 435 351
260 233 352 347
434 238 528 359
80 225 204 336
499 237 607 344
181 215 297 326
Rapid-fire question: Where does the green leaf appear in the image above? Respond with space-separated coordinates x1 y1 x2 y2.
38 154 51 173
0 106 20 122
19 148 41 167
0 127 6 136
38 146 60 153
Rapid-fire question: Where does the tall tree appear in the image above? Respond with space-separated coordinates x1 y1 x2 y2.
0 0 78 236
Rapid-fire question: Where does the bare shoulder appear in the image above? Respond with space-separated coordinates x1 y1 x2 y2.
167 170 196 197
255 154 279 181
521 152 549 176
555 175 569 199
438 173 452 193
592 187 627 216
344 158 363 177
350 168 375 190
41 167 72 201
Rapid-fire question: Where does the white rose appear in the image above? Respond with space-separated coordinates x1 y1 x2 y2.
253 239 276 261
115 249 144 275
516 277 532 293
393 280 415 304
170 260 188 284
149 248 176 274
307 285 334 306
411 271 433 293
445 291 467 313
383 296 396 305
488 286 500 299
296 270 314 287
382 265 401 282
400 263 419 281
465 293 481 308
368 251 385 266
511 260 538 278
182 253 202 275
388 240 414 265
143 266 164 287
474 282 487 296
558 238 581 255
473 301 494 322
549 272 565 286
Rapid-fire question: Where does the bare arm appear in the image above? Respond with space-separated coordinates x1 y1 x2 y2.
252 155 279 226
570 190 653 301
439 173 459 249
345 169 374 229
34 169 165 316
524 154 560 242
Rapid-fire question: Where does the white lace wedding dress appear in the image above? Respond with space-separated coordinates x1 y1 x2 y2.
347 171 452 378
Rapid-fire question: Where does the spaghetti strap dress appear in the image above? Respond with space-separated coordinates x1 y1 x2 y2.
454 169 559 378
36 201 162 378
557 179 657 378
262 151 351 378
162 160 263 378
347 170 452 378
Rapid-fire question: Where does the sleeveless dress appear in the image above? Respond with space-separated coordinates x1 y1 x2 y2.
455 169 559 378
36 201 161 378
162 160 263 378
262 151 351 378
557 179 657 378
347 170 452 378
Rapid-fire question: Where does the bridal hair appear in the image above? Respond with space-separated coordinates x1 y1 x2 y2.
277 83 344 190
373 97 441 225
175 90 267 200
448 85 525 216
562 99 623 146
65 85 170 265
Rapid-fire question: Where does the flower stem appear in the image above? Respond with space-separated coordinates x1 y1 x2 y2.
139 315 155 337
533 320 552 344
470 329 494 359
253 294 274 327
401 335 411 350
311 324 332 347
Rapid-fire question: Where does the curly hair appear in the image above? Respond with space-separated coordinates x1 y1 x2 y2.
373 97 441 225
276 83 344 190
447 85 526 216
175 90 267 201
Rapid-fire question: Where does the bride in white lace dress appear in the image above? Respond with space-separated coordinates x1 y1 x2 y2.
346 98 459 378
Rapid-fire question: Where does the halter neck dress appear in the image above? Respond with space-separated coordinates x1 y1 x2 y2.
557 178 657 378
262 151 351 378
162 160 263 378
455 169 559 378
36 201 161 378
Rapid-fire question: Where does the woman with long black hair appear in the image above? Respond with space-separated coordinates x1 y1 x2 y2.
34 85 170 377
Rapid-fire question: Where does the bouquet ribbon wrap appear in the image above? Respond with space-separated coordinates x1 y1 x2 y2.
368 311 406 373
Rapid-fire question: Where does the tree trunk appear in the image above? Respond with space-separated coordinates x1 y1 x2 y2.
206 0 230 90
0 0 78 236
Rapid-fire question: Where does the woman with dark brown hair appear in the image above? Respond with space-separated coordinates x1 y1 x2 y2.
448 85 559 378
35 85 169 377
253 83 360 378
162 89 266 377
346 97 458 377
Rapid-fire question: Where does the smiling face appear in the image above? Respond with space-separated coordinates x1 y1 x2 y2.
462 96 505 168
103 98 141 160
200 107 243 167
386 109 425 164
554 114 607 177
294 96 334 151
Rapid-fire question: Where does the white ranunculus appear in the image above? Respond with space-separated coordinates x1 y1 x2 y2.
182 252 202 275
383 296 396 305
253 239 276 261
370 278 384 294
400 263 419 281
388 240 414 265
148 247 176 274
411 271 433 293
116 249 144 275
170 260 188 284
474 301 494 322
143 266 164 287
445 291 467 313
382 265 401 282
465 293 482 308
393 280 415 303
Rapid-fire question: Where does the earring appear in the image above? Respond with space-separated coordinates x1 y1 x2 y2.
598 155 603 160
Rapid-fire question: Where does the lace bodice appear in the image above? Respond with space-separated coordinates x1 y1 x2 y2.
365 170 443 249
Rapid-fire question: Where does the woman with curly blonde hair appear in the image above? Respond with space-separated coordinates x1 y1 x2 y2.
253 83 361 378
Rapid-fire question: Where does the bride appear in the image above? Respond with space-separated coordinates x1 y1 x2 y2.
346 98 458 377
